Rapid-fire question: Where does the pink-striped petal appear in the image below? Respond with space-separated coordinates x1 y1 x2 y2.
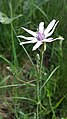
39 22 44 34
32 41 42 51
45 21 59 38
44 19 56 36
20 40 37 45
43 37 64 43
42 37 53 42
17 35 37 41
21 27 36 37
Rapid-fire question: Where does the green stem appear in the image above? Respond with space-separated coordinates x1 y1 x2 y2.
39 46 44 102
36 55 40 119
49 94 56 119
37 104 39 119
10 0 18 66
37 79 39 119
36 44 45 119
40 50 44 77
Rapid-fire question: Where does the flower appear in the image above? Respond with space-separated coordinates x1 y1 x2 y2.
17 19 64 51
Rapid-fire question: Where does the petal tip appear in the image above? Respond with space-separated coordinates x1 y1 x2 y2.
39 22 44 26
32 48 35 51
17 36 19 37
57 20 59 23
17 35 22 38
21 26 24 29
59 36 64 40
20 42 22 45
53 19 56 21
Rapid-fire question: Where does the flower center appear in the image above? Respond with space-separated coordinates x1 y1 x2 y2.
37 32 44 41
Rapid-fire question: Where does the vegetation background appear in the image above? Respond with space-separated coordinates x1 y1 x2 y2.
0 0 67 118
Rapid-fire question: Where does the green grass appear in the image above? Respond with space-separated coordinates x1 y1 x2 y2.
0 0 67 118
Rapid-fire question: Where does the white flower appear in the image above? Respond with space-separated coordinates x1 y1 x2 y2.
17 19 64 51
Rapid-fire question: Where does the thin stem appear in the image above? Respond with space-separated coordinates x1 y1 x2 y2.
10 0 18 66
49 93 56 119
36 69 40 119
36 54 40 119
39 46 44 103
37 104 39 119
36 44 45 119
40 50 44 78
36 53 40 106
